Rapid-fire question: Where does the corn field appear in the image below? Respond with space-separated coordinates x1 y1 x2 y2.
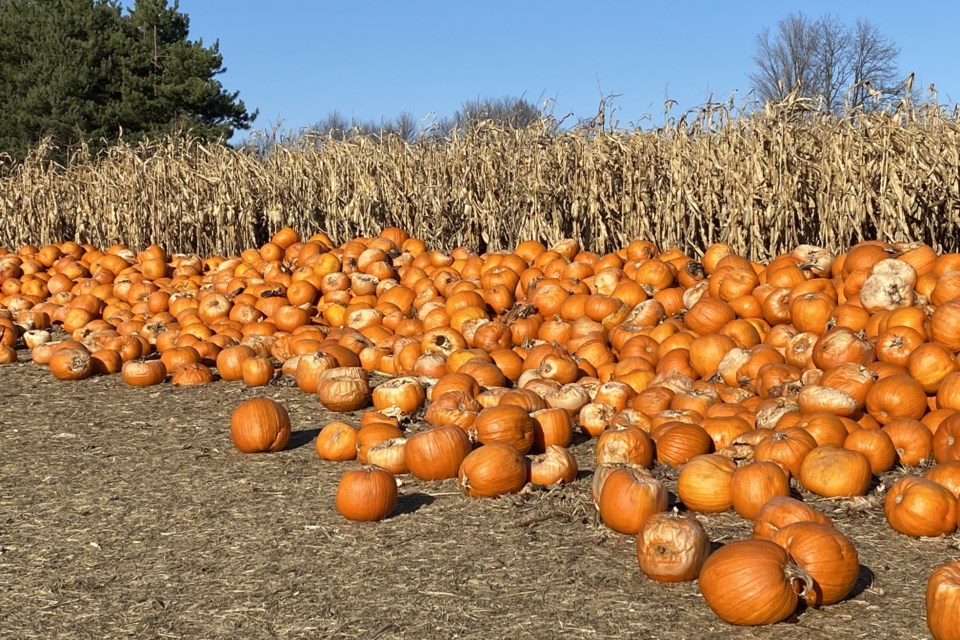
1 101 959 260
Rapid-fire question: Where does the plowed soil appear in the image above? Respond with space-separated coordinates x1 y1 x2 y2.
1 351 956 640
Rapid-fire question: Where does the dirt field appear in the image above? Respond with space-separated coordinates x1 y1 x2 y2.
0 352 954 640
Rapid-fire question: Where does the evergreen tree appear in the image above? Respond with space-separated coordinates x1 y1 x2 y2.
0 0 255 161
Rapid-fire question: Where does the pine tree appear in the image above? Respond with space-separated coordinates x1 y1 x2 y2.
0 0 255 161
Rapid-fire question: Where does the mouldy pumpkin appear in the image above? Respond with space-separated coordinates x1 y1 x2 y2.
229 397 291 453
636 509 711 582
317 367 370 412
528 445 578 486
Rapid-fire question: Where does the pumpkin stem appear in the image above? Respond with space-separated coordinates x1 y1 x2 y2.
783 561 814 599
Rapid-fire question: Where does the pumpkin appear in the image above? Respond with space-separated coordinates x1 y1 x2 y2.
294 351 338 393
772 522 859 606
528 445 579 485
927 562 960 640
229 397 291 453
405 425 473 480
677 454 737 513
364 437 408 475
595 426 653 467
864 374 929 424
933 414 960 463
753 496 833 540
49 346 93 380
356 420 404 464
317 367 370 412
372 376 426 414
843 428 897 474
315 421 359 461
530 407 573 450
730 461 791 520
753 428 817 477
799 446 872 497
636 509 711 582
882 419 934 467
884 476 957 537
698 539 810 626
931 301 960 352
925 462 960 499
335 466 397 521
457 443 528 498
471 404 534 453
597 467 668 535
170 362 214 385
240 355 275 387
121 358 167 387
653 422 713 467
424 390 481 431
906 343 958 394
579 402 616 437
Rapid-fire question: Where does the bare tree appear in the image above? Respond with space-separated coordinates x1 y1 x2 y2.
432 95 546 137
749 12 904 112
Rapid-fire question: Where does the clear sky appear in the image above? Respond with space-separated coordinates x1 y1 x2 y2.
167 1 959 138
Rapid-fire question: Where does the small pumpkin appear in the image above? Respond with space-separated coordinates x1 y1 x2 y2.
843 428 897 474
170 362 214 386
49 346 94 380
364 437 408 475
372 376 426 414
470 404 534 453
241 355 275 387
753 428 817 477
317 367 371 412
925 462 960 500
595 425 654 467
653 422 713 467
121 358 167 387
530 407 573 451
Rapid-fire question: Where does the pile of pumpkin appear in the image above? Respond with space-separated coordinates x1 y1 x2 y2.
2 228 960 635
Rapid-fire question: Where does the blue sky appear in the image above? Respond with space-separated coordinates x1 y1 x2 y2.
166 1 959 138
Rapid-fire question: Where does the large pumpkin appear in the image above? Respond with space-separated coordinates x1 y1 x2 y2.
698 539 810 625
